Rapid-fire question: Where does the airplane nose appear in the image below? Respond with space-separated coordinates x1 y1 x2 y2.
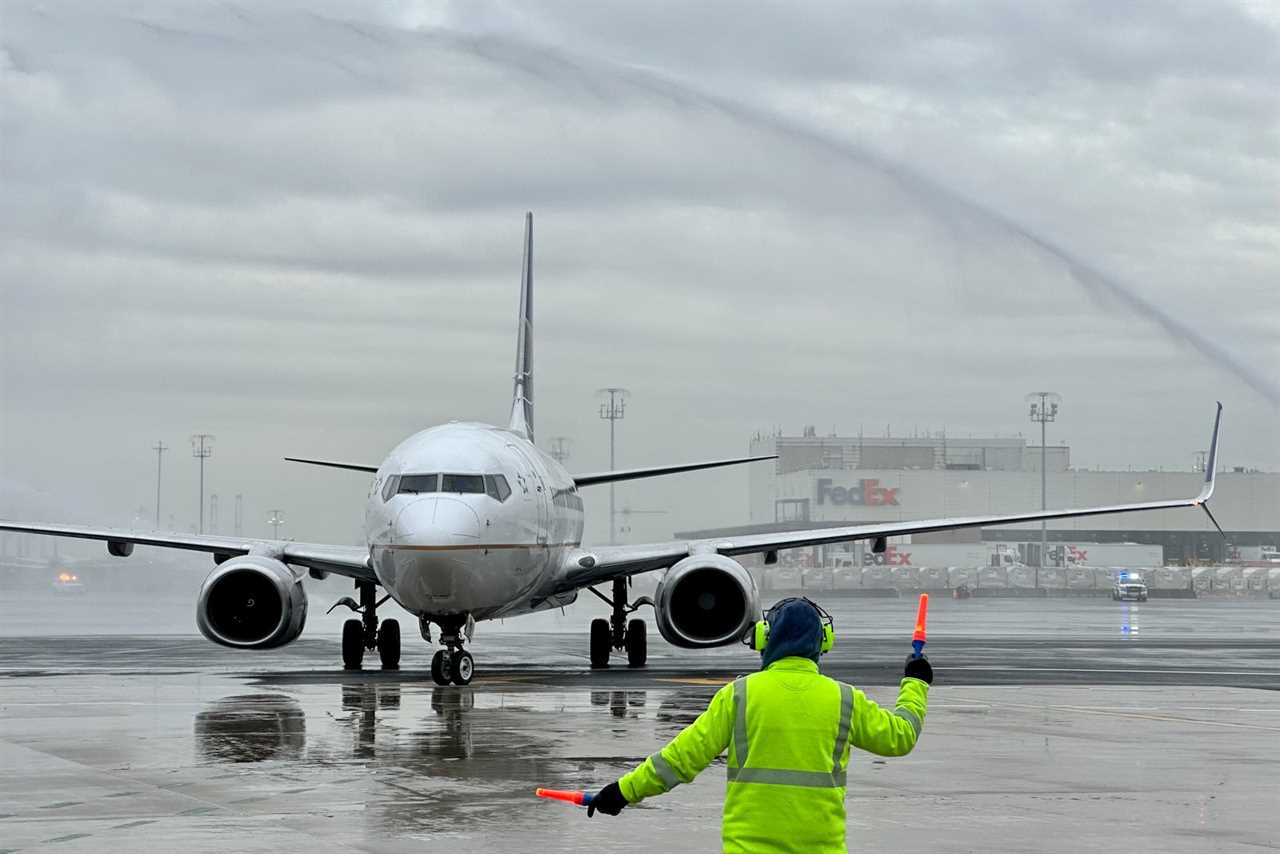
394 497 482 545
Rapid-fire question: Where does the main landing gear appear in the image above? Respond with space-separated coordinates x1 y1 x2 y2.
328 580 400 671
426 615 475 687
588 577 652 669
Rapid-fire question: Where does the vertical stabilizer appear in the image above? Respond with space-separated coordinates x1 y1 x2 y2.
509 212 534 440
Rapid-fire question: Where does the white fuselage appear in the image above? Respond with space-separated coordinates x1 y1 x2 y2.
364 422 584 622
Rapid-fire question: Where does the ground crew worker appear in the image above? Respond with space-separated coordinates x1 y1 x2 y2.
587 597 932 853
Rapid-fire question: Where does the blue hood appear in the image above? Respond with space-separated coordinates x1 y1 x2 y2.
761 599 823 669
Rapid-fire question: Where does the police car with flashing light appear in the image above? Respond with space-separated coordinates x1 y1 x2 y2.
1111 572 1148 602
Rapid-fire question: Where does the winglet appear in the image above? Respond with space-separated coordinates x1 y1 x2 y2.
509 212 534 441
1195 402 1224 538
1195 402 1222 504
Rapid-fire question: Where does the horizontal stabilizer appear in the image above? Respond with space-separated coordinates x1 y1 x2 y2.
573 455 777 488
284 457 378 474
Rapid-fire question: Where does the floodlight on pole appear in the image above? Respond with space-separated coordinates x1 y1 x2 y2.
191 434 214 535
152 441 168 528
1026 392 1061 586
597 387 630 545
267 509 285 539
547 436 573 464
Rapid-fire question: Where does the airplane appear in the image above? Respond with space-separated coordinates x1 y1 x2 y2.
0 213 1225 686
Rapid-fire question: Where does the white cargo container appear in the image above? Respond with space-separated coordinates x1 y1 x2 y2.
917 566 948 589
801 567 833 591
1066 567 1096 589
978 566 1008 588
833 566 861 590
1151 567 1190 590
891 566 920 589
1268 568 1280 592
861 566 894 588
1192 567 1215 591
766 566 800 592
948 566 978 589
1243 567 1269 591
1007 566 1037 588
1215 566 1244 592
1038 567 1067 589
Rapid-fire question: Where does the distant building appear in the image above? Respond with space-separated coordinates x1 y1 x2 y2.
728 428 1280 565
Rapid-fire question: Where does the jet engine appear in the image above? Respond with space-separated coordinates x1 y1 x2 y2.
196 556 308 649
653 554 759 648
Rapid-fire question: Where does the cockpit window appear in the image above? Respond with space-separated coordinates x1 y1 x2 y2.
441 474 486 494
381 475 400 502
485 474 512 502
398 474 439 494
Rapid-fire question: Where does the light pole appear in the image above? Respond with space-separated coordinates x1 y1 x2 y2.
152 441 168 528
191 434 214 534
267 509 284 539
547 436 572 464
1026 392 1061 588
597 388 630 545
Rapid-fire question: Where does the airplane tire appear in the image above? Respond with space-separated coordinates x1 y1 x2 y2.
590 618 611 669
431 649 453 685
451 651 475 685
377 619 401 670
626 619 647 668
342 619 364 670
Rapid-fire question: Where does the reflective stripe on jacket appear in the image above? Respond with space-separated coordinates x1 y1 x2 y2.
619 657 929 853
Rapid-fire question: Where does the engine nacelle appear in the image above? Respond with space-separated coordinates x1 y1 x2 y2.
654 554 760 648
196 556 308 649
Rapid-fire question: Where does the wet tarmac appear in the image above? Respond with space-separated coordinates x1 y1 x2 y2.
3 600 1280 852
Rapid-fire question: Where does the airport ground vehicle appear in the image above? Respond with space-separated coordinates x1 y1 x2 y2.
50 570 85 594
1112 576 1149 602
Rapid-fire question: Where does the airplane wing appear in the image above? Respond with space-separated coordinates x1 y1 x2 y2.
573 455 777 487
284 457 379 473
554 403 1223 593
0 521 375 582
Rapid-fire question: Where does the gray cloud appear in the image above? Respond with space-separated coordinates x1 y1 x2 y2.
2 1 1276 548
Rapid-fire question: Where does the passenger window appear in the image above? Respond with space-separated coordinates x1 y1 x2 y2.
485 474 512 502
398 474 439 494
441 474 485 494
381 475 400 502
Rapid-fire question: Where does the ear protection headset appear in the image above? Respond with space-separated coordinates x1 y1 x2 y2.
746 597 835 654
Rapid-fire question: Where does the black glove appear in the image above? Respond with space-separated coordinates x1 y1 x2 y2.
904 654 933 685
587 781 628 817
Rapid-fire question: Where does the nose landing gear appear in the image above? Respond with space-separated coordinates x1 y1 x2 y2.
588 577 653 669
427 615 475 686
329 581 400 671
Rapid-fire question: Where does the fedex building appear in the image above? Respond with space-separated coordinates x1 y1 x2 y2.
741 427 1280 565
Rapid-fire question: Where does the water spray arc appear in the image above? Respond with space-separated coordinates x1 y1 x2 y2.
424 27 1279 408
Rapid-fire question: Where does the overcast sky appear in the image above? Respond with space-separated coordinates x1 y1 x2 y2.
2 0 1277 549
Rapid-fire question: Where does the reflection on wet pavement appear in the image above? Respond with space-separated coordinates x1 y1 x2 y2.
4 627 1280 852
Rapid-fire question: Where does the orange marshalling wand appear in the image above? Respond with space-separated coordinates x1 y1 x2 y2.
911 593 929 658
535 788 594 807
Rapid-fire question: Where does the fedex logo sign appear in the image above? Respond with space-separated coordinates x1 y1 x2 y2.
863 545 912 566
816 478 900 506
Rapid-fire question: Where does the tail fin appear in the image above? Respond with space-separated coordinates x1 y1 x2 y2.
509 212 534 440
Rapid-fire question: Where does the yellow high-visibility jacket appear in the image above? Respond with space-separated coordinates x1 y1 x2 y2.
619 657 929 853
